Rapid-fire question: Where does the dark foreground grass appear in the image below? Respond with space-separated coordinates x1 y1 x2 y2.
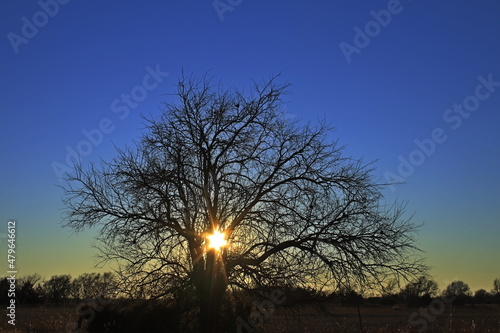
1 303 499 332
260 304 500 333
0 305 76 333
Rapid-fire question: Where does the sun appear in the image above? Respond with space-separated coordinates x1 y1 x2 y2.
206 230 227 251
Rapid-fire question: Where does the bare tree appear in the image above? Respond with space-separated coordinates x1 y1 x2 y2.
402 276 439 298
493 277 500 295
443 280 472 305
44 274 72 304
443 280 471 298
71 272 118 300
63 74 426 331
400 275 438 306
16 274 44 305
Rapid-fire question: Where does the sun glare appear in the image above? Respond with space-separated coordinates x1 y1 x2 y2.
206 230 227 251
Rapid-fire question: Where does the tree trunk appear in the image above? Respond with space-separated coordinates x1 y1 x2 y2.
196 250 228 333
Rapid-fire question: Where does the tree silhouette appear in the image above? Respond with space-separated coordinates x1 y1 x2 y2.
492 278 500 304
71 272 117 300
17 273 44 305
443 280 472 305
63 74 426 331
493 277 500 295
400 276 438 306
473 289 493 304
44 274 72 304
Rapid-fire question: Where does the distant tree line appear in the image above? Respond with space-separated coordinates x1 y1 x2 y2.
333 276 500 307
0 272 118 305
1 273 499 308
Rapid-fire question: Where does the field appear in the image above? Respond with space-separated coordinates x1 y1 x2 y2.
261 303 500 332
1 305 76 333
1 303 499 332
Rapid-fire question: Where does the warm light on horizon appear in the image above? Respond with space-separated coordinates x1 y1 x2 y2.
206 230 227 251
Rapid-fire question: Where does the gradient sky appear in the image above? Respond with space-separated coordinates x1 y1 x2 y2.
1 0 499 293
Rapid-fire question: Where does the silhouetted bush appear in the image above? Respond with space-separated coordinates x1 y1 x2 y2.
264 286 326 305
0 277 10 305
474 289 495 304
87 299 183 333
494 293 500 305
379 294 397 306
0 275 45 305
329 288 363 306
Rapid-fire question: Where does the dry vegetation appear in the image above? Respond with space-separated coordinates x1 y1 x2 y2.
262 304 500 333
0 305 77 333
1 303 498 332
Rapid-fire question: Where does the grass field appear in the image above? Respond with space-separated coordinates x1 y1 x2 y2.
1 305 76 333
1 303 499 332
259 303 500 332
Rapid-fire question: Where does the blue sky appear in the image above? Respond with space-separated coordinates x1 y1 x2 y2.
1 0 499 292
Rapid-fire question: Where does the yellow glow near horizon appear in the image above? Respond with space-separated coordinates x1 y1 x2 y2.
206 230 227 251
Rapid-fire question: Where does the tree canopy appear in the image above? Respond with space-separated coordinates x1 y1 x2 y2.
63 74 426 330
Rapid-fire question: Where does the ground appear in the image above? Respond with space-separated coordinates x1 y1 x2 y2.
1 303 499 332
260 303 500 332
